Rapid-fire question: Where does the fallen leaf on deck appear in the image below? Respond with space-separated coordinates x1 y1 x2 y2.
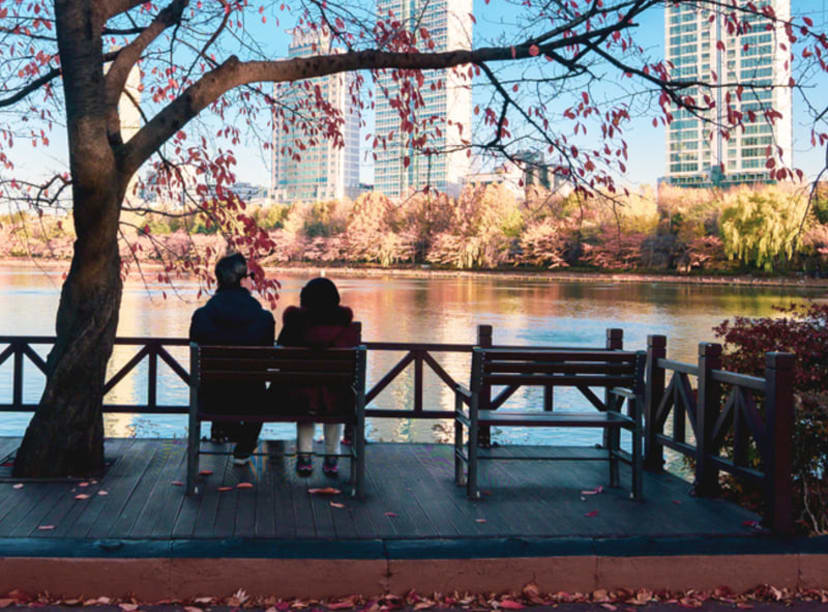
742 520 760 529
12 484 23 489
672 499 682 505
384 512 398 517
600 604 617 611
326 598 356 610
584 510 599 517
98 490 108 496
735 604 753 609
475 518 487 523
37 525 55 530
184 606 202 612
171 481 184 486
308 487 341 495
193 598 214 604
78 481 89 487
198 470 213 476
217 486 233 492
581 486 604 495
497 600 524 609
74 494 90 500
236 482 254 489
119 603 140 611
330 501 345 509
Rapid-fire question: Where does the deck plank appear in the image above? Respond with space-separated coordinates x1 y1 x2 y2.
0 437 761 542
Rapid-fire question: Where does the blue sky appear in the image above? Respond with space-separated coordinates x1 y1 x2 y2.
7 0 828 193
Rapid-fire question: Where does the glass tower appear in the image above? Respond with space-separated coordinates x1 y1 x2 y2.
374 0 473 197
664 0 792 187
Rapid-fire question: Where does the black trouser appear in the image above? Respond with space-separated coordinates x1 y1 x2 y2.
209 421 262 457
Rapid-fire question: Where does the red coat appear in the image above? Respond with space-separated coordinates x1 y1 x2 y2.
273 305 360 416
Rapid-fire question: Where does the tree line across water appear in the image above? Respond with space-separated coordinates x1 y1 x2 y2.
3 182 828 276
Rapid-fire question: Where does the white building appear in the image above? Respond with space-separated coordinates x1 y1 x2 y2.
664 0 793 187
374 0 473 198
270 29 360 203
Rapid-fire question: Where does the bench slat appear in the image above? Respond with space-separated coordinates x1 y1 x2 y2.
478 349 637 362
198 346 359 360
201 358 355 372
482 373 635 387
477 410 634 427
201 371 353 384
484 361 634 375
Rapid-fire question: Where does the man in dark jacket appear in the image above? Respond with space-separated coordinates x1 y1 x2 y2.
189 253 275 464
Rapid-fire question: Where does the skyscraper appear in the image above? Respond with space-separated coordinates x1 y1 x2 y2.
270 29 360 203
374 0 473 197
664 0 792 188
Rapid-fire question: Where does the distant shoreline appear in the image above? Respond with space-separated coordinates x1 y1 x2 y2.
2 257 827 292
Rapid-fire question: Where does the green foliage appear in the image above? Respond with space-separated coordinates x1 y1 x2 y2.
719 186 809 271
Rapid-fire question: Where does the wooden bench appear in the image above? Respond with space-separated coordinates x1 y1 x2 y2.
454 347 646 500
187 343 367 497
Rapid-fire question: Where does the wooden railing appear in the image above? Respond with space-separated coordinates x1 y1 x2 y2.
643 334 794 535
0 327 622 419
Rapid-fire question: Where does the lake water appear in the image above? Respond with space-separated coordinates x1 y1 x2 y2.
0 264 823 464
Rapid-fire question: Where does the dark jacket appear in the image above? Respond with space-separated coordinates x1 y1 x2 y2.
189 287 275 415
274 305 359 415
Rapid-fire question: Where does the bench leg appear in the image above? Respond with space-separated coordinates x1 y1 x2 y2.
186 413 200 496
454 394 466 486
632 399 643 501
467 402 480 500
608 426 620 488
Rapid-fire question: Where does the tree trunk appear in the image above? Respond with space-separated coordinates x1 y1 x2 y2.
12 0 126 478
12 241 122 477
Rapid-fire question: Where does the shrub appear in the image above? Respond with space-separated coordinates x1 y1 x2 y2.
713 303 828 534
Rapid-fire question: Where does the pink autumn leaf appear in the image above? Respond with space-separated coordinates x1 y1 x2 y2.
384 512 398 517
236 482 254 489
308 487 341 495
217 486 233 492
74 494 90 500
498 600 525 609
330 501 345 509
78 482 89 487
37 525 55 530
12 483 23 489
198 470 213 476
475 518 487 523
171 481 184 486
584 510 599 518
98 491 108 496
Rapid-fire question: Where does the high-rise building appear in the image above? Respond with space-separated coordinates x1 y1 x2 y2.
270 29 360 203
664 0 792 188
374 0 473 198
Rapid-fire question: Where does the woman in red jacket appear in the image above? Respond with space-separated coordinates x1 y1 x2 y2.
277 277 359 476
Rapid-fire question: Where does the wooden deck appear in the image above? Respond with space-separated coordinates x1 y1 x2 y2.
0 436 759 542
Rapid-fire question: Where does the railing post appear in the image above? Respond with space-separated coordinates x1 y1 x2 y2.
476 324 492 447
148 342 158 411
414 350 424 415
644 335 666 472
694 342 722 497
12 341 23 410
603 329 623 450
765 352 794 536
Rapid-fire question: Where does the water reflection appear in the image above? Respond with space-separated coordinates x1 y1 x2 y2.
0 264 823 454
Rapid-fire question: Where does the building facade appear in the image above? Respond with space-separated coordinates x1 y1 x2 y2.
374 0 473 198
664 0 792 188
270 29 360 204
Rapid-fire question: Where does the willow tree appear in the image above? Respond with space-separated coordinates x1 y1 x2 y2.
2 0 825 476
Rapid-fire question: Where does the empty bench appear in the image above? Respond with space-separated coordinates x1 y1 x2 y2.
454 347 646 500
187 343 367 497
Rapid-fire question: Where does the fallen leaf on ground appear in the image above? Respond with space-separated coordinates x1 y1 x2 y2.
584 510 599 517
384 512 398 517
237 482 254 489
217 486 233 492
98 490 108 496
193 598 214 604
78 481 89 487
198 470 213 476
330 501 345 509
497 600 524 609
171 481 184 486
12 483 23 489
600 604 617 611
742 520 761 529
475 518 487 523
327 598 356 610
37 525 55 530
119 603 139 611
184 606 202 612
74 494 90 500
308 487 341 495
672 499 682 504
581 485 604 495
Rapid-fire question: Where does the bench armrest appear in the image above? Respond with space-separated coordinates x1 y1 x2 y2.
609 387 635 400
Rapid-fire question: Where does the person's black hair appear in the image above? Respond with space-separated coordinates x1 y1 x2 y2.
215 253 247 289
300 277 340 313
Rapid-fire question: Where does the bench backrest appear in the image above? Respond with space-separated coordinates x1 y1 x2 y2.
473 348 640 389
